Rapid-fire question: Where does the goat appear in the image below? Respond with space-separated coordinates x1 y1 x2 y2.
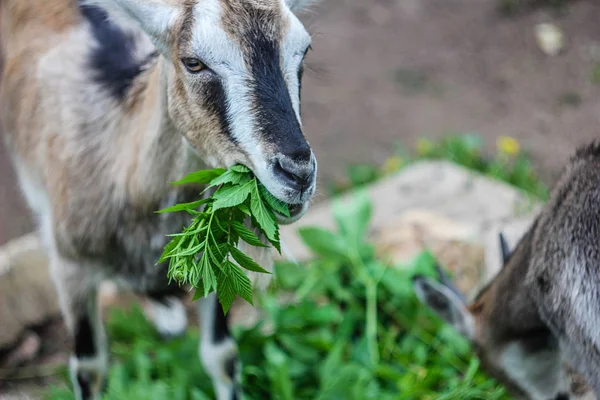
411 142 600 400
0 0 319 399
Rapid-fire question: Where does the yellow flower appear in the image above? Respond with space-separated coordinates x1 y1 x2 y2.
383 156 404 174
416 138 433 155
497 136 521 156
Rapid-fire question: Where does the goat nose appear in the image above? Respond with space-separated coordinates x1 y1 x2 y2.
273 156 315 190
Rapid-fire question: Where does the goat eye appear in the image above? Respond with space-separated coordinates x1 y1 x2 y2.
181 58 205 73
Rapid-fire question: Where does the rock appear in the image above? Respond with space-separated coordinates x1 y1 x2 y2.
0 234 59 349
372 209 484 296
535 23 565 56
280 161 542 274
276 160 544 301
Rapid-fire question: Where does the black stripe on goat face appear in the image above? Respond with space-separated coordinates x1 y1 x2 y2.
247 22 310 163
242 14 316 208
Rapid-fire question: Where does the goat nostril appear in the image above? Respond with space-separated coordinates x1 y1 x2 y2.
275 159 301 185
274 159 313 188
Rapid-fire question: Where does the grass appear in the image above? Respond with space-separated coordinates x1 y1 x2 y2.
44 134 539 399
591 65 600 85
46 193 510 400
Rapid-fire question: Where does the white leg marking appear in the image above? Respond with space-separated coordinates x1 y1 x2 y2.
198 293 242 400
144 296 189 338
70 354 109 400
68 285 108 400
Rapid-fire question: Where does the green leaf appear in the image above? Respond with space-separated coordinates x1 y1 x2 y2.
158 235 183 263
347 163 380 187
216 270 236 315
231 221 268 248
333 191 372 245
269 226 282 254
227 260 254 305
169 244 205 259
250 181 278 242
258 184 291 217
274 261 309 290
157 164 298 317
212 182 253 211
192 283 206 301
171 168 226 186
156 198 210 214
265 343 295 400
209 168 252 187
199 252 218 297
231 165 251 173
297 227 349 261
238 203 252 216
230 246 270 274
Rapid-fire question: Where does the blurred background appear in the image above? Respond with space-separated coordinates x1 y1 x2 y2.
2 0 600 398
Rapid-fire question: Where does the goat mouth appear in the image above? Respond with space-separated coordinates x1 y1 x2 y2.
239 166 310 223
273 202 307 225
287 203 304 218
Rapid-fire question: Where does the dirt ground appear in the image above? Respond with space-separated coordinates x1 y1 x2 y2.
2 0 600 244
299 0 600 185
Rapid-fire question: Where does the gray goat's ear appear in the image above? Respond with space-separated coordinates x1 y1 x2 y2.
499 232 511 266
434 263 466 303
412 275 475 339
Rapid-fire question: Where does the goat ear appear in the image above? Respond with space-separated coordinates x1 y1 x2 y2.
499 232 511 267
434 263 467 303
285 0 321 14
81 0 177 52
412 275 475 339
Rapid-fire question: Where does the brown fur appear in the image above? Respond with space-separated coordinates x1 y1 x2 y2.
1 0 79 48
221 0 288 46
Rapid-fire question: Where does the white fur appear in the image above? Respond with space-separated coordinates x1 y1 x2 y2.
144 297 189 337
281 7 312 122
82 0 177 53
500 342 568 400
198 293 242 400
191 1 258 170
200 339 241 400
67 284 108 400
70 355 109 400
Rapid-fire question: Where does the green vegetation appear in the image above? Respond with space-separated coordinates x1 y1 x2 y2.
591 65 600 85
329 134 548 200
46 134 542 399
158 164 288 314
47 193 510 400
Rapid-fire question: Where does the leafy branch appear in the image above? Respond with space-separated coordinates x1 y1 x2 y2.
157 165 290 314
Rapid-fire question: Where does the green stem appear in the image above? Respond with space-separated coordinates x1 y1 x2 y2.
348 251 379 366
365 280 379 365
